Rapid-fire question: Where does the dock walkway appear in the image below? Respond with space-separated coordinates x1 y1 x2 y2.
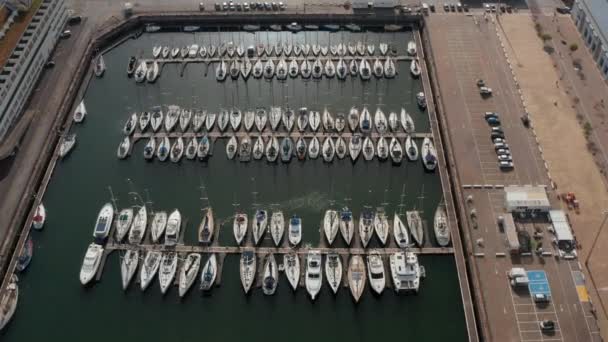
140 55 415 65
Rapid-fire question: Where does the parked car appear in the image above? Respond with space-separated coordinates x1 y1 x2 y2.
493 137 505 144
498 154 512 161
494 142 509 150
496 148 510 155
60 30 72 39
443 3 450 11
491 126 504 134
44 60 56 68
556 7 570 14
539 320 555 331
68 15 82 25
484 111 499 119
480 86 493 96
499 160 514 169
456 2 462 11
279 2 285 9
491 131 505 139
450 3 456 11
533 293 551 303
487 117 501 126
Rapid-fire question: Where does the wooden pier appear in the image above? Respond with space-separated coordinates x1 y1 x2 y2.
139 55 415 65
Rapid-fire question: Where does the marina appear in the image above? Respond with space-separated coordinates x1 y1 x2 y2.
0 20 469 342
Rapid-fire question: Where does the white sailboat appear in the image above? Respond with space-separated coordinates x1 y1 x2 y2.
308 136 320 159
217 109 230 132
226 135 238 160
297 108 309 132
367 252 386 295
255 108 267 132
288 59 299 78
359 209 374 247
284 253 300 291
128 205 147 244
421 137 438 171
143 137 156 160
120 249 138 290
348 107 359 132
359 58 371 80
348 255 366 303
374 108 388 134
323 210 339 245
253 136 265 160
139 111 150 132
322 108 334 132
243 110 255 132
393 212 410 248
388 111 399 132
185 138 198 160
282 108 295 132
115 208 133 242
164 209 181 246
325 253 343 294
200 254 217 291
252 209 268 245
233 211 248 245
79 243 103 285
123 113 137 136
289 214 302 246
374 208 389 246
170 137 184 163
230 108 242 131
336 59 348 79
362 137 375 161
269 107 282 131
276 58 288 80
263 59 275 79
324 59 336 77
94 54 106 77
270 211 284 247
117 137 130 159
164 106 179 132
400 108 415 133
140 251 161 291
216 60 227 81
229 59 240 79
410 59 421 78
134 61 148 83
241 57 253 80
306 250 323 300
335 136 347 159
150 108 163 132
312 59 323 79
359 106 372 133
340 207 354 245
198 207 214 244
434 203 451 247
349 59 358 76
73 100 87 123
146 61 159 82
373 59 384 78
158 252 177 294
178 253 201 297
407 41 417 56
252 59 264 78
389 137 404 164
322 136 335 163
262 254 278 295
300 59 312 78
240 251 256 294
384 57 396 78
266 136 279 162
179 108 192 132
150 211 167 243
406 210 424 247
349 134 362 161
205 112 216 131
309 110 321 132
405 135 419 161
377 137 389 161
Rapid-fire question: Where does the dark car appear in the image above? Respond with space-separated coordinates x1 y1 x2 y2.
540 320 555 331
68 15 82 25
487 117 501 126
491 131 505 139
556 7 570 14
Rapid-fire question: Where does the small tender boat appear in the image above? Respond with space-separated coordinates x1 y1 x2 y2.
253 136 265 160
32 203 45 230
322 137 335 163
434 203 451 247
309 110 321 132
205 112 217 131
400 108 415 133
197 135 211 160
146 61 159 82
164 209 181 246
284 253 300 290
289 214 302 246
158 252 177 294
362 137 375 161
340 207 354 245
325 253 343 294
218 109 230 132
255 108 267 132
280 137 294 163
178 253 201 297
170 137 184 163
359 106 372 134
216 60 227 81
359 58 371 81
376 137 389 161
406 210 424 247
134 61 148 83
252 209 268 245
123 113 137 136
324 59 336 77
243 110 255 132
288 59 299 78
120 249 138 290
348 255 366 303
393 213 410 248
405 135 419 161
297 108 309 132
93 54 105 77
407 41 417 56
308 136 320 159
185 138 198 160
179 108 192 132
276 58 288 80
200 254 217 291
389 137 404 164
240 251 256 294
270 211 284 246
230 108 242 131
150 107 163 132
80 243 103 285
143 137 156 160
229 59 240 79
300 59 312 78
150 210 168 243
262 254 279 296
269 107 282 131
252 59 264 78
155 136 171 161
421 137 438 171
367 252 386 295
233 212 248 245
306 250 323 300
374 207 389 246
16 237 33 272
73 100 87 123
388 111 399 132
390 251 423 293
410 59 421 78
198 207 214 244
373 59 384 78
374 108 388 134
92 202 114 240
384 57 396 78
128 205 148 244
359 209 374 247
266 136 279 162
349 59 358 76
312 59 323 79
263 59 275 79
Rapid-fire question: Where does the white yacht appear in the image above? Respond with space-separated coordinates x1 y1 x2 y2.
92 203 114 240
367 252 386 295
339 207 354 245
374 108 388 134
262 254 278 295
323 209 339 245
335 136 347 159
253 136 265 160
240 251 256 294
230 108 242 131
309 110 321 132
393 213 410 248
362 137 375 161
434 203 451 247
241 57 253 80
270 211 284 247
217 109 230 132
0 275 18 330
359 106 372 133
388 111 399 132
300 59 312 78
377 137 389 160
128 205 147 244
297 108 309 132
252 209 268 245
179 108 192 132
322 108 334 132
324 59 336 77
400 108 415 133
422 137 438 171
243 110 255 132
150 107 163 132
269 106 282 131
406 210 424 247
233 211 248 245
164 106 179 132
115 208 134 242
73 100 87 123
359 58 371 80
322 136 335 163
359 209 374 247
229 59 240 79
205 112 217 131
178 253 201 297
116 137 130 160
198 207 214 244
276 58 288 80
143 137 156 160
139 111 150 132
335 113 346 133
185 138 198 160
312 59 323 79
389 137 404 164
373 207 389 246
226 136 238 160
384 57 396 78
306 250 323 300
349 134 362 162
379 43 388 55
140 250 161 291
216 60 227 81
349 59 358 76
150 211 167 243
288 59 299 78
390 251 423 293
79 243 103 285
263 59 275 79
200 254 217 291
134 61 147 83
325 253 342 294
255 108 267 132
146 61 159 82
120 249 139 290
159 252 178 294
170 137 184 163
266 136 279 162
373 58 384 78
407 41 417 56
405 135 419 161
289 215 302 246
282 108 295 132
308 136 320 160
253 59 264 78
165 209 181 246
348 255 366 303
336 59 348 79
410 59 421 78
123 113 137 136
284 253 300 291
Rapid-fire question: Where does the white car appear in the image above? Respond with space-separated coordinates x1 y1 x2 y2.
496 148 510 155
498 154 512 161
499 160 514 169
480 86 493 95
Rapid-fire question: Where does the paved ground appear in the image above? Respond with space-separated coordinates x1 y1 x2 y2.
426 11 601 342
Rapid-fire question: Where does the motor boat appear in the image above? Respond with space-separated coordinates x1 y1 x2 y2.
407 41 417 56
305 250 322 300
32 204 46 230
416 92 427 110
367 252 386 295
289 215 302 246
127 56 137 76
79 243 103 285
233 212 248 245
150 211 168 243
92 202 114 240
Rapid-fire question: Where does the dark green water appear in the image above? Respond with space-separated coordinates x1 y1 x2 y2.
2 30 468 341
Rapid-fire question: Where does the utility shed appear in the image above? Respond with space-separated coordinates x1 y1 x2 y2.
504 186 551 213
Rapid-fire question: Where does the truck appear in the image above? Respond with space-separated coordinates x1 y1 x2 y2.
499 214 520 253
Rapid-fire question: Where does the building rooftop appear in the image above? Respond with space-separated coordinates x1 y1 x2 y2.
581 0 608 45
504 185 551 209
0 0 41 69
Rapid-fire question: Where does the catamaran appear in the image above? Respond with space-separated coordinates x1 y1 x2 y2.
390 251 423 293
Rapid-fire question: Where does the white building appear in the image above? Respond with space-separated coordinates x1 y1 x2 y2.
548 210 577 258
571 0 608 80
0 0 68 141
504 186 551 213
